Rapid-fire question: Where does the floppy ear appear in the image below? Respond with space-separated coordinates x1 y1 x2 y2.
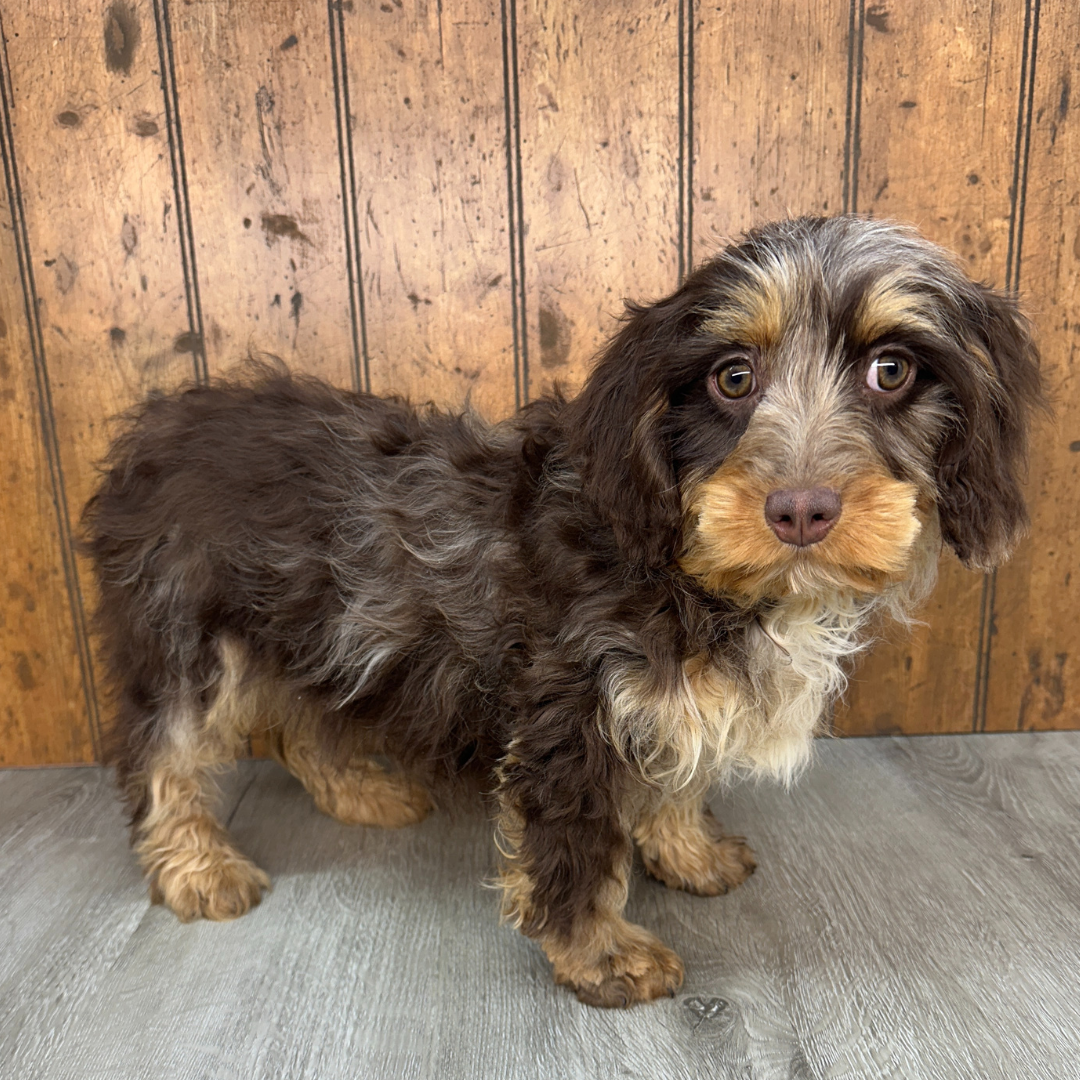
567 296 701 572
935 285 1043 570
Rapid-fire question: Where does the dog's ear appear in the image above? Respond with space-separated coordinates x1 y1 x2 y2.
567 296 701 571
935 285 1043 570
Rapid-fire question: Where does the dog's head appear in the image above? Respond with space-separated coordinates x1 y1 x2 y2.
568 216 1042 602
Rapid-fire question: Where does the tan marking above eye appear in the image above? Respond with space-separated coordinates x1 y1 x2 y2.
866 355 912 393
852 274 941 344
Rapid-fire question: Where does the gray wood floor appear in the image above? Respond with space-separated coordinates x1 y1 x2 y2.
1 733 1079 1079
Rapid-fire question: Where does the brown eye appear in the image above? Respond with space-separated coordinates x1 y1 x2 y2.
711 359 756 399
866 355 912 392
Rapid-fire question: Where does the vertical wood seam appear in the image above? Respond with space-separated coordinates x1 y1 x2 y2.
677 0 694 282
842 0 865 214
500 0 527 409
831 0 862 735
975 0 1040 731
151 0 207 385
972 575 996 732
1006 0 1040 296
328 0 369 394
0 14 102 760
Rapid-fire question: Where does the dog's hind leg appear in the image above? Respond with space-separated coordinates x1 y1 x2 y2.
131 638 270 922
267 723 432 829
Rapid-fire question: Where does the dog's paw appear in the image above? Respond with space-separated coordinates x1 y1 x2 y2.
658 834 757 896
550 925 685 1008
641 820 757 896
150 849 271 922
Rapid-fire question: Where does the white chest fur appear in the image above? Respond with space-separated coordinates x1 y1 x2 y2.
602 592 878 791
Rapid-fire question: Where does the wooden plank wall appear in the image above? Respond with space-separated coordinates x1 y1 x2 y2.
0 0 1075 765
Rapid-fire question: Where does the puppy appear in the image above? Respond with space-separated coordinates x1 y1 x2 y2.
83 215 1040 1007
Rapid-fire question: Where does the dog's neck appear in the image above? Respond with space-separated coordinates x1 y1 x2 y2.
606 540 941 793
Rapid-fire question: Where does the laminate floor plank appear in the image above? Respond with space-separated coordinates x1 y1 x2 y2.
0 766 255 1080
1 734 1077 1079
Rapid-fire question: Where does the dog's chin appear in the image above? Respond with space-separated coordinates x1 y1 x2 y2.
679 471 927 605
686 556 913 606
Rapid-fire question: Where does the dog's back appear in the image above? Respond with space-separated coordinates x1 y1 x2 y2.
83 371 528 829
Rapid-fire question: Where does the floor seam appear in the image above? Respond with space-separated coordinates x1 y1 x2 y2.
225 766 261 828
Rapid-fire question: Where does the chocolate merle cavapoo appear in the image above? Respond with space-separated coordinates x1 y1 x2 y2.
84 216 1040 1007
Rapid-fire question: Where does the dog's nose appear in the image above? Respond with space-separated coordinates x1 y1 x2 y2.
764 487 842 546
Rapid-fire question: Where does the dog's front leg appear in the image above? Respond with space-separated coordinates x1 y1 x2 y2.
495 716 684 1007
633 792 756 895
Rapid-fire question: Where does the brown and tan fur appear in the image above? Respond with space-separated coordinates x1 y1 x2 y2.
265 725 432 830
83 216 1041 1005
633 789 757 896
134 639 267 922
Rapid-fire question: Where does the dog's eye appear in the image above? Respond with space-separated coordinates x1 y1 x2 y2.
866 355 912 393
711 359 756 400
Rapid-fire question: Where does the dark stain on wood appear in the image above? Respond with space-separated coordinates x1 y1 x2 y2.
133 116 158 137
261 214 309 245
871 712 904 736
866 5 890 33
109 327 127 346
13 652 36 691
104 2 140 76
121 216 137 256
538 304 571 369
1018 650 1068 728
53 254 78 294
173 331 202 354
254 87 283 196
7 582 36 613
281 35 299 50
56 111 81 128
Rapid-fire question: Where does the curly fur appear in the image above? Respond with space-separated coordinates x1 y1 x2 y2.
83 215 1041 1007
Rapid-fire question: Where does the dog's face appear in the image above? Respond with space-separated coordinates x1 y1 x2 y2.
569 216 1041 602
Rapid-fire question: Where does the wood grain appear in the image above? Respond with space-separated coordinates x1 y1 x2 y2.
4 0 197 503
517 0 681 399
0 764 251 1073
3 0 197 764
692 0 849 245
834 0 1030 735
0 160 89 765
341 0 516 417
986 2 1080 731
2 733 1079 1078
167 0 356 387
0 0 1077 765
